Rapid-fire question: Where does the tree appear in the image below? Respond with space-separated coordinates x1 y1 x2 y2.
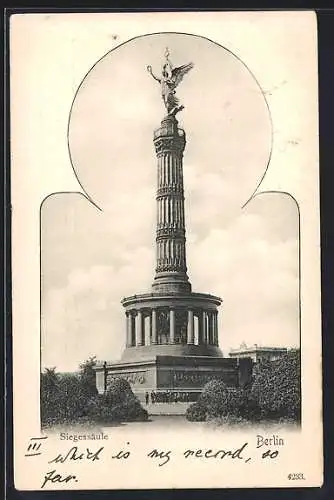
251 349 301 421
41 369 89 426
79 356 98 399
56 373 89 423
40 367 61 426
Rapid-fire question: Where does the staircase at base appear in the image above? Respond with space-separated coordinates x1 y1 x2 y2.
144 402 190 416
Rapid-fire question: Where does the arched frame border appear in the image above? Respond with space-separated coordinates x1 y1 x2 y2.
39 32 301 425
65 31 274 212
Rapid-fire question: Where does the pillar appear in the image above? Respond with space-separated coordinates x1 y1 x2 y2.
208 312 213 344
126 312 132 347
170 309 175 344
136 310 143 346
197 313 202 345
187 309 194 344
153 116 191 294
202 310 207 344
214 312 219 346
211 312 215 345
151 308 157 344
131 312 136 346
144 313 150 346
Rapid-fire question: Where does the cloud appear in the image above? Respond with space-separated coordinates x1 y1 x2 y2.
42 246 154 371
188 205 299 353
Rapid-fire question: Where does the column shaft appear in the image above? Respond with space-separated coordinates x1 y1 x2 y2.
187 310 194 344
144 314 150 346
136 310 143 346
202 310 207 344
208 312 213 344
162 155 165 186
153 117 191 291
215 312 219 346
126 313 132 347
213 312 216 345
131 315 136 346
212 312 215 345
197 313 202 345
151 309 157 344
170 309 175 344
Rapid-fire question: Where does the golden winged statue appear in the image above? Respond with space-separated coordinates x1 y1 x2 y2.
147 48 194 116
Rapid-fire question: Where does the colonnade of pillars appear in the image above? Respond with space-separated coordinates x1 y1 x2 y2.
125 308 219 348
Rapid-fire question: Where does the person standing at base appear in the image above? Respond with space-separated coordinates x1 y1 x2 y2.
145 392 149 405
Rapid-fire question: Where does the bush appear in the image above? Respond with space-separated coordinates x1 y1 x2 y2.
103 377 149 422
105 378 133 404
251 349 300 421
186 402 207 422
199 379 245 418
185 379 250 422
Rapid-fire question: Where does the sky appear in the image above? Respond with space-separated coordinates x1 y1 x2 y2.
40 33 299 372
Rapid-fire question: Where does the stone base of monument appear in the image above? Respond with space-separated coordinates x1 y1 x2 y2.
94 356 253 414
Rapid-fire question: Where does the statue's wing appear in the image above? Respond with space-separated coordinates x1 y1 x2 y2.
171 63 194 86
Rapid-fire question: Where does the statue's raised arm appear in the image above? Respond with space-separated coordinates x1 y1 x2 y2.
147 48 194 117
147 65 161 84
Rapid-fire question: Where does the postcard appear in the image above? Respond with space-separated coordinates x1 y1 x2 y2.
10 10 322 490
